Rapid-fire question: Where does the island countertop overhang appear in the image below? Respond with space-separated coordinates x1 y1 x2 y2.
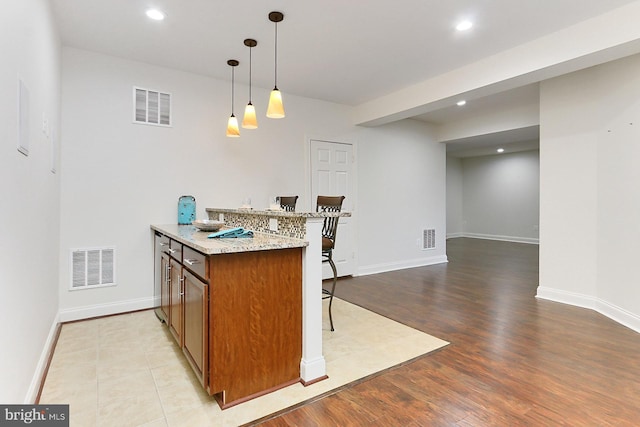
151 224 308 255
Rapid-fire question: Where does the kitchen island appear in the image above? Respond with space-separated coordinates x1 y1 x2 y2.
152 223 307 409
205 207 351 387
152 206 350 408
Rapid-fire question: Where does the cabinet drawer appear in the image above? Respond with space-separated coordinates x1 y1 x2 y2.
183 246 207 281
169 239 183 261
157 233 170 253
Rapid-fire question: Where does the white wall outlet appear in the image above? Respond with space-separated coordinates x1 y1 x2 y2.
269 217 278 232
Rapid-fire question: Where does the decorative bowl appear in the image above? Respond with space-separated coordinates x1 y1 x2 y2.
192 219 224 231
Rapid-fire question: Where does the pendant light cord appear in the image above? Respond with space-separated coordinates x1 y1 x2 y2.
249 45 252 102
231 66 235 115
274 21 278 89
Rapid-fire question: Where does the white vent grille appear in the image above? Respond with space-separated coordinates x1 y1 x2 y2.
134 87 171 126
422 229 436 250
70 247 116 290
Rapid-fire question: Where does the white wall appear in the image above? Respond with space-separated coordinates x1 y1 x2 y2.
446 156 463 238
538 53 640 332
0 0 61 402
59 49 448 319
58 48 357 320
356 119 447 275
446 150 540 243
461 150 540 243
597 69 640 322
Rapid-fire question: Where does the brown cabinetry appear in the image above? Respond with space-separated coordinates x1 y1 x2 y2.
208 248 302 408
168 257 183 344
182 268 208 387
160 235 209 388
181 246 209 388
153 231 302 409
161 238 184 345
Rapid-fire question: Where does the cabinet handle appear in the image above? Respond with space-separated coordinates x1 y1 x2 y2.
159 242 168 247
184 258 200 266
168 248 177 254
179 277 185 296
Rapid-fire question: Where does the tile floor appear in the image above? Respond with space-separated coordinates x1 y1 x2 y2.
40 299 447 427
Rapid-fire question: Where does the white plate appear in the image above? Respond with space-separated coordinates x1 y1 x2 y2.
192 219 224 231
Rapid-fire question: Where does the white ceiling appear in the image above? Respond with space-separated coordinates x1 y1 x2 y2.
413 83 540 126
424 84 541 157
50 0 640 152
444 126 540 158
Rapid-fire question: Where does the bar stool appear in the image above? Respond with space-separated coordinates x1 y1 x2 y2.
317 195 345 331
279 196 298 212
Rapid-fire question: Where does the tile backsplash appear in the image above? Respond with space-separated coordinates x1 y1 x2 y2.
207 211 306 239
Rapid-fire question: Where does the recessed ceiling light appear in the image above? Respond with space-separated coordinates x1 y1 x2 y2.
456 20 473 31
456 100 466 106
146 9 165 21
497 148 505 153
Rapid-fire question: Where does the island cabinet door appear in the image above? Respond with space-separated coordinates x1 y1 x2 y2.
182 269 209 388
168 257 183 345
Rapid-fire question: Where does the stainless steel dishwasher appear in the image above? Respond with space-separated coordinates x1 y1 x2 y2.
154 231 170 322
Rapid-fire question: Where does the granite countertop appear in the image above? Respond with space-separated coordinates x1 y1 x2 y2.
151 224 308 255
205 207 350 218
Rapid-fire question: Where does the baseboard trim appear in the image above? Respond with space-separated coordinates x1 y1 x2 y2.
461 233 539 245
446 232 464 239
535 286 596 309
536 286 640 334
25 315 60 403
58 297 155 323
357 255 448 277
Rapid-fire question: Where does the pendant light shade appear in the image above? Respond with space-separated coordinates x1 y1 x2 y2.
266 11 285 119
226 59 240 137
267 89 285 118
227 115 240 137
242 103 257 129
242 39 258 129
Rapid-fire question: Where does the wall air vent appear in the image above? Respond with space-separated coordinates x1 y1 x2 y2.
70 247 116 290
422 229 436 250
133 87 171 126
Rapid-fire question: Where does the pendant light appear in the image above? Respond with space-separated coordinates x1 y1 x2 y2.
226 59 240 137
242 39 258 129
266 11 285 119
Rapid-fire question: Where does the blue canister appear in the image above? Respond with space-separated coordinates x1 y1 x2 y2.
178 195 196 225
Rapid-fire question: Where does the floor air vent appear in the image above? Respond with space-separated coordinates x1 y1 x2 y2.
422 229 436 250
71 247 116 290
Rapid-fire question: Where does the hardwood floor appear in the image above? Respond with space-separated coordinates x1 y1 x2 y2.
252 238 640 426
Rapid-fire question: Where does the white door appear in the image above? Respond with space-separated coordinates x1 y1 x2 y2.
309 139 355 278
